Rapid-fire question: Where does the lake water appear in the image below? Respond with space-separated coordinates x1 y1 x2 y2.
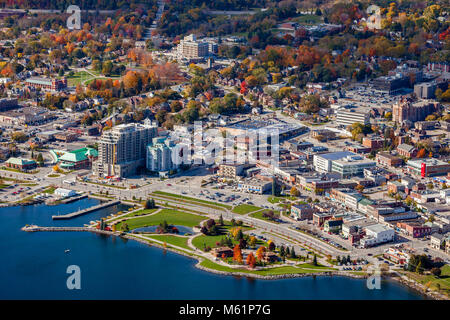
0 199 425 300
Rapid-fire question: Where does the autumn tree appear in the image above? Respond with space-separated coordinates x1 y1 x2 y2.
233 244 243 264
246 253 256 269
417 148 426 158
256 246 266 261
290 186 300 197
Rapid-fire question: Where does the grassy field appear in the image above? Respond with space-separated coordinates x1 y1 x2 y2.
249 210 281 224
42 186 56 194
232 204 262 214
66 71 92 86
191 222 254 250
296 263 336 270
199 260 331 275
152 191 232 210
109 208 158 222
115 209 204 231
402 264 450 297
267 196 296 204
291 14 322 24
1 167 38 174
145 234 191 250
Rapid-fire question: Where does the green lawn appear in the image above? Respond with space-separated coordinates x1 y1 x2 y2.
291 14 322 25
115 209 204 231
191 221 255 250
1 167 38 174
267 196 296 204
402 264 450 297
199 260 330 276
296 263 336 270
66 71 92 86
42 186 56 194
232 204 262 214
145 234 191 250
109 208 158 222
153 191 232 210
249 210 281 224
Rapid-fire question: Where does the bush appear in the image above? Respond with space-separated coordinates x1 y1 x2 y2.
431 267 441 277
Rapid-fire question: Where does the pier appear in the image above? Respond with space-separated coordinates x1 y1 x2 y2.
52 200 121 220
21 225 113 235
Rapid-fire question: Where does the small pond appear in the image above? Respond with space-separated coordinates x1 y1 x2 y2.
132 225 194 235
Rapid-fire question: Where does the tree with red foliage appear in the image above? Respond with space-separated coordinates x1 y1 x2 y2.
240 80 247 95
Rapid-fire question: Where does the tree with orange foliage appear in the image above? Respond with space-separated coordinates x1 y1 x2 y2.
256 246 266 261
417 148 426 158
123 71 139 89
246 253 256 269
233 244 243 264
0 64 13 77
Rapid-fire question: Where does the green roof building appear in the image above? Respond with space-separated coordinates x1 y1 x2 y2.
5 157 37 171
55 147 98 170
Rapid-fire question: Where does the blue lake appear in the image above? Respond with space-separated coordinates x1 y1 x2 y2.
0 199 425 299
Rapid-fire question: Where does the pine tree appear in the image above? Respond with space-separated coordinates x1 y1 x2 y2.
313 254 318 266
291 248 296 259
219 214 224 226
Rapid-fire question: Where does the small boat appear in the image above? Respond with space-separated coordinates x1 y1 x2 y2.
65 249 70 253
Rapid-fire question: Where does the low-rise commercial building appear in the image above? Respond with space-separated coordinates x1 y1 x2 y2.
237 179 272 194
396 222 432 238
25 77 67 91
5 157 37 171
376 152 403 167
54 188 77 198
361 224 395 247
291 203 314 220
407 158 450 177
331 155 376 178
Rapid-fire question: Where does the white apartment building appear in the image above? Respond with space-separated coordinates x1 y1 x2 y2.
177 34 209 60
146 137 178 174
336 109 370 127
313 151 355 173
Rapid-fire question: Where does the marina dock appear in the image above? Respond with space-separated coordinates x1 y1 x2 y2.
52 200 121 220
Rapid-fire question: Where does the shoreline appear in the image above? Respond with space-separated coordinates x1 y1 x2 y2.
116 231 443 300
21 225 444 300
